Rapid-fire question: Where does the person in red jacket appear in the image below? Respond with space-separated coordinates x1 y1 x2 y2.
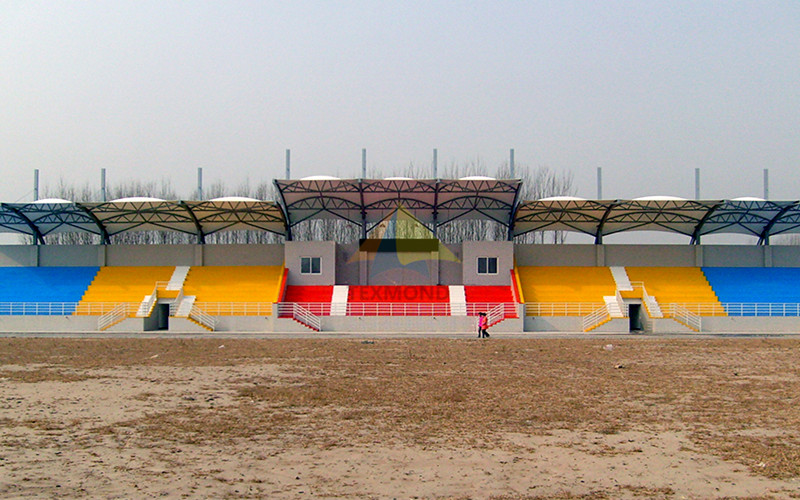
477 312 489 338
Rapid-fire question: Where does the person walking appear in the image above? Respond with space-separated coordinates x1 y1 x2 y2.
477 312 489 338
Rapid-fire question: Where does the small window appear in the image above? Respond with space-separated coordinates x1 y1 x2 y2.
301 256 321 274
477 257 498 275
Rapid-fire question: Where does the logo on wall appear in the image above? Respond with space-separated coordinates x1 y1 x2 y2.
349 206 460 283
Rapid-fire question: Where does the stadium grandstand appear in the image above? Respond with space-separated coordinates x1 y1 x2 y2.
1 176 800 334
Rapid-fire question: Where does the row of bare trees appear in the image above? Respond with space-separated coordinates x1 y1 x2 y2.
38 161 575 245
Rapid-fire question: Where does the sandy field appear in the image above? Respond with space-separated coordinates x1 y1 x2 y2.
1 336 799 499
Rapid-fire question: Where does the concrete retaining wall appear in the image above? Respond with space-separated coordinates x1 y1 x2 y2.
700 316 800 333
0 315 98 332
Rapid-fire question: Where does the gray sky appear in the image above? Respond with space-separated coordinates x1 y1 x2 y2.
1 0 798 203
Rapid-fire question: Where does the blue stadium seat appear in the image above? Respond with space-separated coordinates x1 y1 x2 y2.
0 267 99 315
702 267 800 316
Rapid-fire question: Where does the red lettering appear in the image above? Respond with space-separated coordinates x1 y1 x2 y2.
384 288 402 301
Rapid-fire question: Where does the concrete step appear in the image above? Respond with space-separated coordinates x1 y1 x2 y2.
175 295 196 317
449 285 466 316
610 266 633 291
331 285 349 316
167 266 191 291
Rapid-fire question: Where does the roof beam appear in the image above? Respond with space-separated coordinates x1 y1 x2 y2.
595 201 621 244
72 203 111 243
1 204 44 244
758 201 800 245
180 201 205 244
690 201 724 244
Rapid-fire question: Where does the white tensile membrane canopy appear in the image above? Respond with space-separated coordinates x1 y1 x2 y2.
0 179 797 244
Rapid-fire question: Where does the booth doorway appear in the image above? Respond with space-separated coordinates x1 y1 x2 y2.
628 304 643 332
156 304 170 330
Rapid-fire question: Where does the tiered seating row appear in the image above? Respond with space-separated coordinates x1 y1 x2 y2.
625 267 725 316
0 267 99 315
517 266 616 316
184 266 284 316
77 266 175 316
703 267 800 316
464 286 517 317
282 286 334 315
347 286 450 316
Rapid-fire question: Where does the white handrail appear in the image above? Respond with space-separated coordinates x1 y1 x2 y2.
487 303 505 327
672 305 702 332
629 282 663 318
293 303 321 331
192 302 273 316
525 302 605 316
276 303 320 331
98 302 136 331
582 305 610 332
188 305 216 331
170 288 185 316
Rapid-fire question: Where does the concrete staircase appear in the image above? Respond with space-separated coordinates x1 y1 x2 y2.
603 295 625 318
167 266 190 291
610 266 633 291
175 295 196 317
331 285 348 316
449 285 467 316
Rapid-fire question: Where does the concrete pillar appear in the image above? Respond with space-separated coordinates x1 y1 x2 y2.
359 251 368 285
694 245 704 267
194 244 204 266
97 245 107 266
595 244 605 266
431 250 439 285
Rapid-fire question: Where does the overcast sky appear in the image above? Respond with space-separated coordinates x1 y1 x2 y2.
1 1 798 203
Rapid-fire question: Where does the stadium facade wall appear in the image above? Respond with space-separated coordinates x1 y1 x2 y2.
333 241 463 285
285 241 336 286
0 245 39 267
462 241 514 285
202 244 284 266
1 243 799 273
514 244 800 268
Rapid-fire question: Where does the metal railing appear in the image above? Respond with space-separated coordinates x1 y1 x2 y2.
170 288 185 316
192 302 273 316
467 302 518 318
582 305 611 332
136 281 171 317
668 303 800 317
672 305 702 331
722 303 800 316
276 303 321 331
487 303 506 327
98 302 138 331
280 302 452 317
189 305 216 331
0 302 80 315
629 282 663 318
525 302 605 316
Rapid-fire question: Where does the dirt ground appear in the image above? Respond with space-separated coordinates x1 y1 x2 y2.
1 336 799 499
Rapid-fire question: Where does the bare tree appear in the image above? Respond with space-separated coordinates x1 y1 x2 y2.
497 163 575 244
31 159 575 245
107 179 192 244
39 178 101 245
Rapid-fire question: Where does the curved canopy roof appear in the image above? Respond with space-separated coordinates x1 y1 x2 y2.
274 178 522 236
0 199 286 244
512 198 800 243
1 178 799 245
